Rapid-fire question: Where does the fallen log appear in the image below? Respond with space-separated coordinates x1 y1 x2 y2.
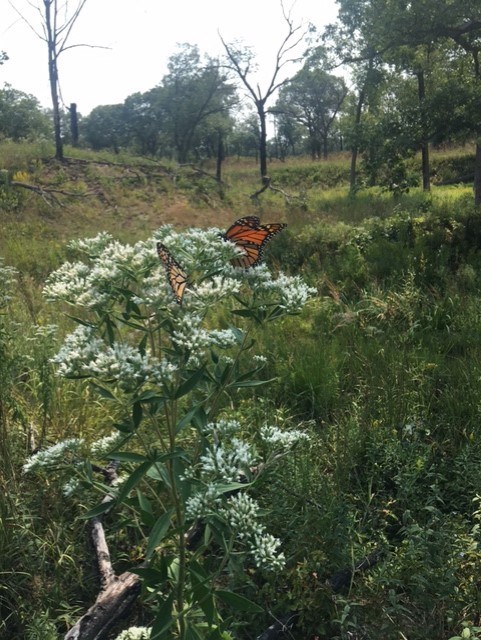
64 462 142 640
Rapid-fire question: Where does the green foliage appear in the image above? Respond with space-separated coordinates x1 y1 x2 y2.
0 85 50 142
4 145 481 638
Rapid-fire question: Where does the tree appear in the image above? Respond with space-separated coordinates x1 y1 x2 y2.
160 44 237 163
122 91 163 155
11 0 99 161
227 113 261 159
329 0 481 202
0 84 50 140
274 47 347 160
83 104 127 153
220 1 306 181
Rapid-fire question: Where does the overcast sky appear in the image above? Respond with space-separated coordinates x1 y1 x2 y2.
0 0 339 116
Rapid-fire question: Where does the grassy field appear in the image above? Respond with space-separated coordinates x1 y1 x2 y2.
2 142 481 640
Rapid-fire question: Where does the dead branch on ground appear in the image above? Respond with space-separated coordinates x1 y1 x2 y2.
64 462 142 640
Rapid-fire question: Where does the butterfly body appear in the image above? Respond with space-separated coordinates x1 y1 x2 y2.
156 242 187 304
222 216 287 269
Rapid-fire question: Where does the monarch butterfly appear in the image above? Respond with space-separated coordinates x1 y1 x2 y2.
156 242 188 305
222 216 287 269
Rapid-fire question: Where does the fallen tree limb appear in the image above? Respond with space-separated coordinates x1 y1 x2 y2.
64 462 142 640
11 180 98 206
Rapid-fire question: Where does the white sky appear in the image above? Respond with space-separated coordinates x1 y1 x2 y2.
0 0 339 116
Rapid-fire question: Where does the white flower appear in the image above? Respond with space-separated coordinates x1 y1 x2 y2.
260 425 310 449
171 314 238 357
23 438 84 473
69 232 114 255
62 476 81 497
204 419 241 437
199 439 256 483
0 260 17 306
50 325 104 378
221 493 286 570
185 482 222 519
251 532 286 571
114 627 151 640
90 432 125 457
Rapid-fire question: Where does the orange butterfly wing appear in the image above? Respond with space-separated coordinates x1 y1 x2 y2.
156 242 188 304
223 217 287 268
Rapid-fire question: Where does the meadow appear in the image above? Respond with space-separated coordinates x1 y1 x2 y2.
1 142 481 640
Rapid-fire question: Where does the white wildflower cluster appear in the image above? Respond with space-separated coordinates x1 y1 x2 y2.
156 227 238 274
50 325 104 377
192 274 242 302
150 358 178 385
44 236 155 309
0 261 17 306
251 532 285 571
203 419 241 438
255 271 317 314
90 431 125 458
221 493 286 571
171 313 238 356
87 343 155 391
185 419 258 518
185 482 222 519
69 232 114 256
43 260 110 308
260 425 310 449
131 270 174 307
23 438 84 474
199 438 256 482
51 324 171 391
114 627 151 640
62 476 81 498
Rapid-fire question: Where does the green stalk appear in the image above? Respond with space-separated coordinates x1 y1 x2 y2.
165 397 187 638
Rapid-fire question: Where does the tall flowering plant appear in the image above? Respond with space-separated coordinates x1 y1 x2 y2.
41 226 315 639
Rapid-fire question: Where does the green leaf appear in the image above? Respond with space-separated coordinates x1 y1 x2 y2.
136 390 167 406
89 381 116 399
176 404 206 434
132 401 143 428
190 561 216 625
103 315 117 346
151 593 174 639
146 462 169 485
116 460 153 504
65 314 94 328
146 509 174 560
107 451 147 463
185 623 204 640
130 566 166 586
175 367 206 399
81 499 113 520
229 377 276 388
136 489 153 514
231 308 257 318
215 590 263 613
213 481 251 495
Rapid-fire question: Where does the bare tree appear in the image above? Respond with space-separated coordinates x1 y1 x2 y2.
10 1 104 161
220 1 306 181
